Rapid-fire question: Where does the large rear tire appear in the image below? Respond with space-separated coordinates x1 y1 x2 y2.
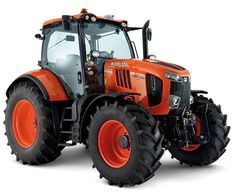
87 100 164 186
168 95 230 166
4 81 62 165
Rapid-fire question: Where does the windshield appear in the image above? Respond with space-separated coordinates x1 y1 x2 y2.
84 22 133 59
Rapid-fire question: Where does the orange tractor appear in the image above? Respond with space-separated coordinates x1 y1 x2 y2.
4 9 230 186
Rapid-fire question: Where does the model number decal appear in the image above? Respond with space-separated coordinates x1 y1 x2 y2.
131 72 145 80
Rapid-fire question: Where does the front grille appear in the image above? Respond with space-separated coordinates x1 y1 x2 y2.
170 81 191 113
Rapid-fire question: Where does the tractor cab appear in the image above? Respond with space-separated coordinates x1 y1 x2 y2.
39 9 136 98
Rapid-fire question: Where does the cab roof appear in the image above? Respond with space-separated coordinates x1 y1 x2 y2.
43 9 127 27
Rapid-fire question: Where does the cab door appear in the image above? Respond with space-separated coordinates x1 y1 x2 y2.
42 22 84 97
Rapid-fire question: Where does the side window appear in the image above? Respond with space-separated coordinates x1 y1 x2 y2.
47 31 80 63
44 24 84 96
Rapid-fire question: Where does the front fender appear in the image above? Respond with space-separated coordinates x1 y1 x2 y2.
79 92 140 143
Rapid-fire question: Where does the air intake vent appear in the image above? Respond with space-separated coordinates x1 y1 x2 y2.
146 74 163 106
115 69 132 89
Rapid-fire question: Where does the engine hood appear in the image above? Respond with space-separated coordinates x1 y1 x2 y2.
105 58 190 77
146 59 186 71
143 59 190 76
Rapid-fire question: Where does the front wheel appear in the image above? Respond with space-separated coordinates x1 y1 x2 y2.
87 100 164 186
169 95 230 166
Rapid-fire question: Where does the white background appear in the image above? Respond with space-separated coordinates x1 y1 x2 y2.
0 0 235 195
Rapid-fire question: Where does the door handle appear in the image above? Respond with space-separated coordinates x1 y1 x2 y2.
78 71 82 84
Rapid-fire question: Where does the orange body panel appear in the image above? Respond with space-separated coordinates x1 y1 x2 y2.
104 59 190 115
26 69 68 101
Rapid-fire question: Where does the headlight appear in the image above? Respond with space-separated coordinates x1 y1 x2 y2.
165 71 181 82
85 15 90 20
92 50 100 58
190 95 194 104
121 22 127 27
91 16 97 22
165 71 190 83
169 95 181 109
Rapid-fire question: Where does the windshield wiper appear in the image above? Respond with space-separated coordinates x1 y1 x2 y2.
48 37 66 49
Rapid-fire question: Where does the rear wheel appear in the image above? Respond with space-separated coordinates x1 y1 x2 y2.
169 95 230 166
87 100 164 186
4 81 62 165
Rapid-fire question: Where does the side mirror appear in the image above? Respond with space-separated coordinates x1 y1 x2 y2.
65 35 75 42
35 34 43 40
35 33 44 40
62 15 71 30
147 28 152 41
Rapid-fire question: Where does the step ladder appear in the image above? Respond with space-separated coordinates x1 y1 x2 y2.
58 106 78 147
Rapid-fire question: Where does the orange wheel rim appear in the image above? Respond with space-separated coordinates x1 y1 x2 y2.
98 120 131 168
182 115 201 151
12 100 38 148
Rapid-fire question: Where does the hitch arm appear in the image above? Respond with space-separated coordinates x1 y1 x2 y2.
195 102 210 144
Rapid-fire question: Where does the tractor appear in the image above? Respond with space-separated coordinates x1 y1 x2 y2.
4 9 230 187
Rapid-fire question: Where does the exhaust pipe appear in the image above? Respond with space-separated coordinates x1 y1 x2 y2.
142 20 152 59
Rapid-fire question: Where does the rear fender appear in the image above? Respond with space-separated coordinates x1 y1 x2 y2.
6 69 68 101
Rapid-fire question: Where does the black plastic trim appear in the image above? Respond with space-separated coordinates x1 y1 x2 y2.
78 21 87 93
191 90 208 96
115 69 120 86
146 74 163 106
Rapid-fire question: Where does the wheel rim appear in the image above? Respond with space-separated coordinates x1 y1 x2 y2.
182 115 201 151
12 100 38 148
98 120 131 168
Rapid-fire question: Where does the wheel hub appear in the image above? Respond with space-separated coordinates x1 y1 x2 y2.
118 135 130 149
98 120 131 168
12 100 38 148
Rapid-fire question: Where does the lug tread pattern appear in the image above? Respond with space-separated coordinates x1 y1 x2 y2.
4 81 62 165
87 100 164 187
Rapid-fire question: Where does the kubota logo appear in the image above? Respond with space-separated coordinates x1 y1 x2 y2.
111 62 129 67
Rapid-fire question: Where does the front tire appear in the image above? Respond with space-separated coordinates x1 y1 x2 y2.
4 82 62 165
87 100 164 186
169 95 230 166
